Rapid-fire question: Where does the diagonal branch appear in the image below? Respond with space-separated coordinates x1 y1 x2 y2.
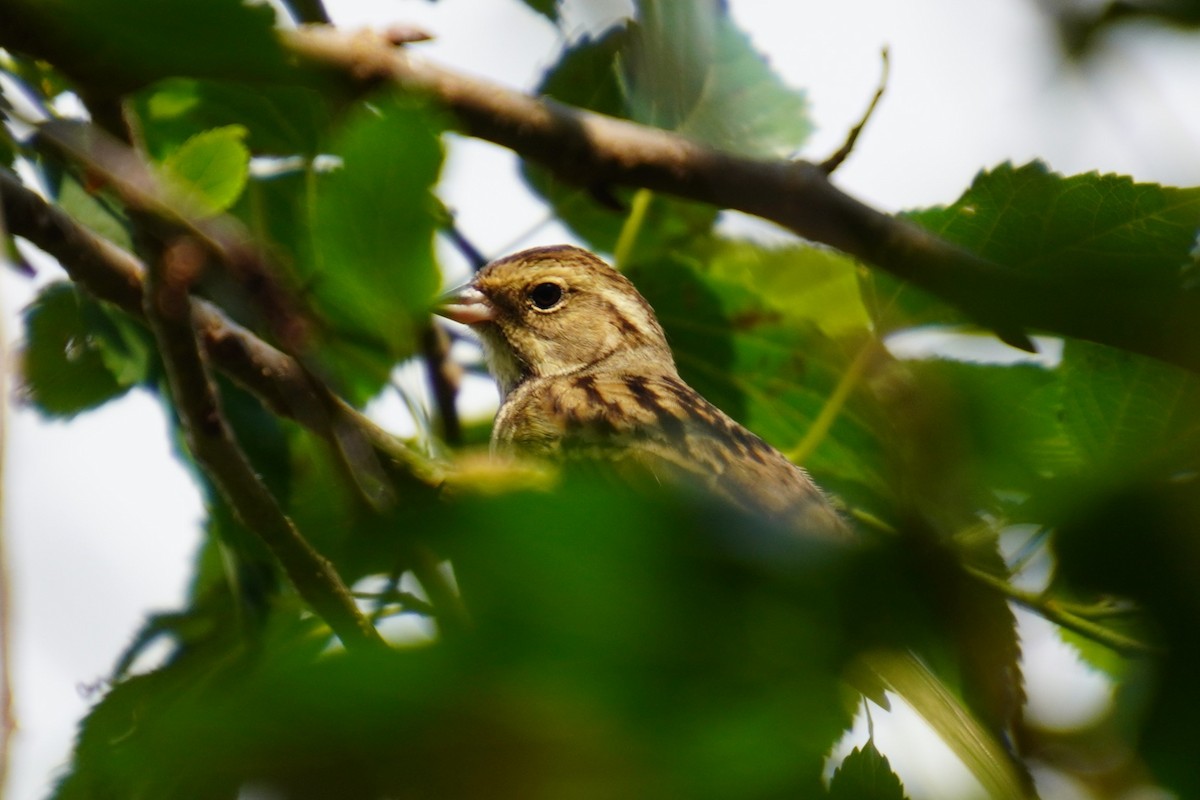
285 27 1200 373
141 233 384 652
0 167 443 488
35 118 310 354
140 226 384 652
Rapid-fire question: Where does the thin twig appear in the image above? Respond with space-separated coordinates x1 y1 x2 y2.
441 220 489 271
422 323 463 446
407 543 470 638
352 589 436 618
613 188 653 269
966 566 1158 658
787 338 879 464
820 47 890 175
141 233 384 652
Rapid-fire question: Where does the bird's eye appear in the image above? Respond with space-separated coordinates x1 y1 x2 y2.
529 282 564 310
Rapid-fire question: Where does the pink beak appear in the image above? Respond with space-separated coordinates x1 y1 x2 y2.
436 285 495 325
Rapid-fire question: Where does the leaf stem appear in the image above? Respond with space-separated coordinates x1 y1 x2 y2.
614 188 653 269
965 566 1157 658
787 339 875 464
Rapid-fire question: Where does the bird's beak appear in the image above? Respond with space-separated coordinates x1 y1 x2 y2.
436 284 495 325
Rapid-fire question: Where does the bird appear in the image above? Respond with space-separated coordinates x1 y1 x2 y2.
437 244 848 539
437 244 1033 796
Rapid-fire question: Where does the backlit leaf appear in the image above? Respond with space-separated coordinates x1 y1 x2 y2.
162 125 250 215
20 282 144 417
302 95 444 403
829 740 909 800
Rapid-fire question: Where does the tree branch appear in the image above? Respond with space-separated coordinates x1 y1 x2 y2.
141 232 383 652
421 323 463 446
35 118 310 354
285 27 1200 373
820 47 889 175
0 167 443 488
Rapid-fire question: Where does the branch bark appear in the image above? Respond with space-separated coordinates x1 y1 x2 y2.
285 27 1200 373
141 233 384 652
0 167 442 488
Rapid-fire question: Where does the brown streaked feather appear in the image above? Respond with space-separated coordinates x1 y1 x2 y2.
494 371 848 538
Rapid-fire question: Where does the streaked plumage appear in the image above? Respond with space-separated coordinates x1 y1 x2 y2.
440 244 847 538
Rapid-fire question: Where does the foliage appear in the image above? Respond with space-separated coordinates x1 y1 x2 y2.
829 741 910 800
1 0 1199 798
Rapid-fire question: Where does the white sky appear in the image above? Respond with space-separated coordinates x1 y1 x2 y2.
5 1 1200 798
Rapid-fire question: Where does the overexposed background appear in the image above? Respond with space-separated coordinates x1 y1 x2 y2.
5 1 1199 798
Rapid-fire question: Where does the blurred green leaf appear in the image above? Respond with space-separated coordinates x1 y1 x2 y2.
906 359 1077 505
20 282 148 417
876 163 1200 337
705 240 870 337
624 1 812 157
1059 339 1200 480
52 170 133 251
0 0 289 93
523 5 812 255
57 476 866 799
1053 0 1200 57
161 125 250 215
303 95 445 403
537 25 628 117
132 78 332 159
1057 618 1134 681
1055 478 1200 799
829 740 909 800
628 254 891 512
522 26 719 257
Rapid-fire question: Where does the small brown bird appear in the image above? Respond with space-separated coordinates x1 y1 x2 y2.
439 244 847 538
438 247 1034 794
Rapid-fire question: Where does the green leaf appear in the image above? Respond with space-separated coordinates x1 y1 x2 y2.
877 163 1200 337
1058 339 1200 479
914 163 1200 285
906 359 1078 502
1057 614 1134 681
627 253 891 512
828 740 909 800
20 282 147 417
303 95 444 403
623 2 812 157
161 125 250 215
522 26 718 257
1054 478 1200 800
0 0 289 93
522 6 811 255
52 171 133 252
132 78 332 159
862 651 1028 800
56 477 859 799
705 240 870 338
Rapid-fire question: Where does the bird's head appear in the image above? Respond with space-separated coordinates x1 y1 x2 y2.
438 245 673 397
